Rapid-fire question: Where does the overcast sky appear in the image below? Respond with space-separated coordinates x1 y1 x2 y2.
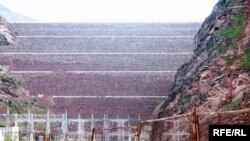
1 0 218 22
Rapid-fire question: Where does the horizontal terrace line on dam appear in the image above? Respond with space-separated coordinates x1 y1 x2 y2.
52 95 167 99
15 27 197 32
17 35 194 38
66 71 177 74
9 71 177 74
0 52 194 55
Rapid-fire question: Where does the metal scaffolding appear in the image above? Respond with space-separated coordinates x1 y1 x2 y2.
1 111 138 141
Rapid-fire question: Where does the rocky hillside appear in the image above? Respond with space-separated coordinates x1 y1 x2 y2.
0 17 46 114
0 16 16 45
157 0 250 117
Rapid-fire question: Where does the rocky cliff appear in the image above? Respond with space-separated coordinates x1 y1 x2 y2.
151 1 250 140
157 0 250 117
0 16 16 45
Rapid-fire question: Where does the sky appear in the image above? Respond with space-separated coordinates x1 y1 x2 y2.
1 0 219 23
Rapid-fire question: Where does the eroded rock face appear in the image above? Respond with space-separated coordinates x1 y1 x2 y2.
152 1 250 140
158 0 250 116
0 16 16 45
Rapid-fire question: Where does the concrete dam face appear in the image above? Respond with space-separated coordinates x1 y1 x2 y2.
0 23 200 118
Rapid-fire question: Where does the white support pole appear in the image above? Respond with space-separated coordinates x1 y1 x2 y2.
62 110 68 141
122 120 125 141
78 114 82 134
46 110 50 134
32 114 34 141
106 115 110 141
128 115 132 141
91 114 94 130
82 119 85 141
46 110 51 137
103 114 109 141
7 106 10 114
61 114 65 141
65 110 68 133
6 107 10 128
77 114 82 141
117 115 121 141
14 114 18 127
61 113 64 132
127 115 130 127
29 111 34 141
27 110 30 140
129 132 132 141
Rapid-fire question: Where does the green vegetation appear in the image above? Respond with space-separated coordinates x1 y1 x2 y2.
177 93 193 111
243 89 250 97
30 102 48 112
0 74 47 113
228 99 241 110
1 74 15 83
5 101 21 114
222 55 235 66
1 74 25 88
239 53 250 70
4 100 47 114
207 40 229 58
222 99 242 111
177 94 192 105
220 15 245 39
207 45 217 57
